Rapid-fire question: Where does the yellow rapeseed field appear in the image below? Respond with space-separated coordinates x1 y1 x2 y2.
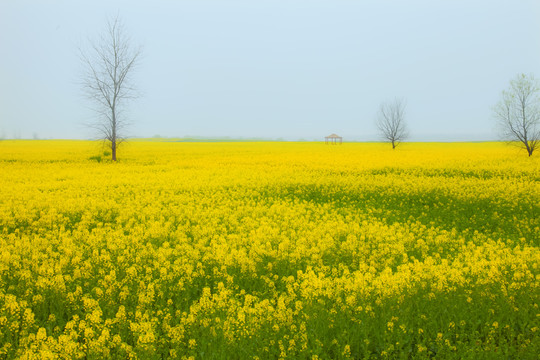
0 140 538 359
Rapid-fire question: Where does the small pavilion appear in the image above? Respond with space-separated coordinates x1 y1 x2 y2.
325 133 343 145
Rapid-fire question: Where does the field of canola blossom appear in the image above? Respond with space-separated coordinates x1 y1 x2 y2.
0 140 539 359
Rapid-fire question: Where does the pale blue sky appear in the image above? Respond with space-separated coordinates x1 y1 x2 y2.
1 0 539 141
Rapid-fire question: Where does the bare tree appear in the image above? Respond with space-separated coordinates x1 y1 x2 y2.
376 98 408 149
494 74 540 157
80 16 141 161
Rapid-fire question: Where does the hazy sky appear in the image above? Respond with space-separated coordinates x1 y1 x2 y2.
1 0 539 141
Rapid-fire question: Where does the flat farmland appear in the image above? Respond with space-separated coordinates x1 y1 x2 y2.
0 141 538 359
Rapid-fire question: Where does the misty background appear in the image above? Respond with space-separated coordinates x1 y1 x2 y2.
1 0 539 141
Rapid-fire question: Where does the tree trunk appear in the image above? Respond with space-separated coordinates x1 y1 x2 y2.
392 140 396 149
525 141 532 157
112 140 117 161
111 107 117 161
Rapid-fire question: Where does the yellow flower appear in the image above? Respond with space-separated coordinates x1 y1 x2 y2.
36 327 47 341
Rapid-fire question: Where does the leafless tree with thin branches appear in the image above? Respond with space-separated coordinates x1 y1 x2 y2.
376 98 408 149
80 16 141 161
493 73 540 157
